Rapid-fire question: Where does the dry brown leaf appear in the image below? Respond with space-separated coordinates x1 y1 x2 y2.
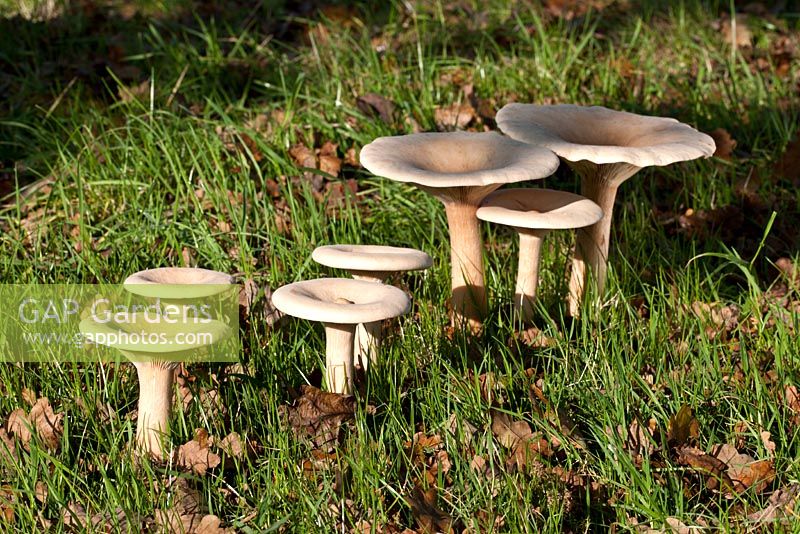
676 446 734 493
118 79 150 103
760 431 776 457
713 443 775 494
434 102 476 131
614 417 659 461
747 483 800 525
0 429 17 464
445 413 477 444
6 397 63 451
289 143 317 170
490 409 551 471
279 385 365 452
356 93 396 124
344 147 359 167
718 15 752 48
709 128 736 159
406 486 456 534
178 429 222 475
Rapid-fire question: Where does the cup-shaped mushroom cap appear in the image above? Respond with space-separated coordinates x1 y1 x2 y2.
272 278 411 324
124 267 233 299
477 188 603 230
496 104 715 167
312 245 432 273
360 132 559 188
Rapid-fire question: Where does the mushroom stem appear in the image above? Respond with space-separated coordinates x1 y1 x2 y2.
133 362 176 460
567 163 638 316
443 199 487 332
323 323 356 394
351 272 389 371
515 230 548 324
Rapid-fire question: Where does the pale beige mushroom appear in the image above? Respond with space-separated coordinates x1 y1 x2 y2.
272 278 411 394
496 104 715 315
311 245 431 369
477 188 602 323
114 267 234 459
360 132 559 332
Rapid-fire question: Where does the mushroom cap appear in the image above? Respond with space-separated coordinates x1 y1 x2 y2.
477 188 603 230
359 131 559 188
124 267 233 299
496 104 716 167
312 245 432 273
272 278 411 324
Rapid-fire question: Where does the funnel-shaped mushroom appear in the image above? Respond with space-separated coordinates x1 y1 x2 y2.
312 245 431 369
272 278 411 394
477 188 602 323
80 308 231 460
116 267 233 459
360 132 559 332
496 104 715 315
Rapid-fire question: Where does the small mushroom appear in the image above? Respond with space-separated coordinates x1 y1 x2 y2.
477 188 602 323
95 267 234 459
496 104 715 315
272 278 411 394
311 244 431 369
360 132 558 332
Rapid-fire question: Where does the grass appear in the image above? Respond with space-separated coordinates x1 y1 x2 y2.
1 0 799 531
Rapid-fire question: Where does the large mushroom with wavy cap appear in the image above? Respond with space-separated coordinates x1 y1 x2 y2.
360 132 559 332
496 104 715 315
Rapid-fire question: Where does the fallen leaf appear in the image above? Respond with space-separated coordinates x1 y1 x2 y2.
279 385 366 452
760 431 776 457
177 429 222 475
675 446 734 494
712 443 775 494
356 93 396 124
718 15 752 48
406 486 456 534
490 409 551 471
434 102 475 131
344 147 359 167
6 397 63 451
747 483 800 525
289 143 317 170
709 128 736 159
318 141 342 178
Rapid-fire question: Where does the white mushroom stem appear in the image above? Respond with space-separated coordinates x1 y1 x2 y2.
323 323 356 394
567 162 639 316
428 185 498 333
351 272 390 371
133 361 177 460
515 229 548 324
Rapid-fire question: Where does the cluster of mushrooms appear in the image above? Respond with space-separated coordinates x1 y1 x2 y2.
82 104 715 460
275 104 715 394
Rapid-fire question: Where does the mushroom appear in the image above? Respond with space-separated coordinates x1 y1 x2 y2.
84 267 233 460
360 132 559 332
496 104 715 315
272 278 411 394
477 188 603 323
80 316 230 460
311 244 432 369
